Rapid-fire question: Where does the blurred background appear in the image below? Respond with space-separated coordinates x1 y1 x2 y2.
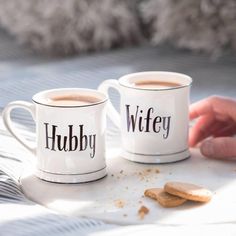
0 0 235 118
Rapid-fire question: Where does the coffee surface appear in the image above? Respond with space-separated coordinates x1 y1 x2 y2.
47 94 101 106
133 80 182 89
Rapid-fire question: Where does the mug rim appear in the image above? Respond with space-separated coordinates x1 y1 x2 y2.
32 88 108 108
118 71 193 91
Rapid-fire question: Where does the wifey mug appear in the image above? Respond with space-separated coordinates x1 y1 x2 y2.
99 71 192 163
2 88 107 183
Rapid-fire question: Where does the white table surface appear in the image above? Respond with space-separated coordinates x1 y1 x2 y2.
21 145 236 226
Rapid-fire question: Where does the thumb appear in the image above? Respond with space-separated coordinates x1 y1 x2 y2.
200 137 236 159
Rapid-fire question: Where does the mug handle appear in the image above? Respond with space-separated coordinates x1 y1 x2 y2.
98 79 121 128
2 101 36 155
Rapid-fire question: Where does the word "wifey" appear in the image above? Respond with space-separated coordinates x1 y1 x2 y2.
125 105 171 139
44 123 96 158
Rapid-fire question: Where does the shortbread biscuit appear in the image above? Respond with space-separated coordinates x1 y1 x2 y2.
144 188 187 208
164 182 212 203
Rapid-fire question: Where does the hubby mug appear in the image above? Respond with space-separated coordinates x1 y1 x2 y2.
2 88 107 183
99 71 192 163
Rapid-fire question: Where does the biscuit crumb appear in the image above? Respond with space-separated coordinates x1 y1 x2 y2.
135 169 160 180
114 199 125 208
138 205 149 219
120 170 124 174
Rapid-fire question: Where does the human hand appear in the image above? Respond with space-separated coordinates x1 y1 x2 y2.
189 96 236 159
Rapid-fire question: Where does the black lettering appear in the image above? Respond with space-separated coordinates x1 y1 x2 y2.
89 134 96 158
138 110 144 132
69 125 78 151
126 105 139 132
144 108 154 132
153 116 161 133
163 116 171 139
79 125 87 151
57 135 68 151
44 123 57 151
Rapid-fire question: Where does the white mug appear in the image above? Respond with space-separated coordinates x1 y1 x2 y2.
99 71 192 163
2 88 107 183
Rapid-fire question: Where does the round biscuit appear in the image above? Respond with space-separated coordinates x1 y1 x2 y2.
164 182 212 202
145 188 187 208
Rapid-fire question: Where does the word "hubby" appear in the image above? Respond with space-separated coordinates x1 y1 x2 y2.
44 123 96 158
125 105 171 139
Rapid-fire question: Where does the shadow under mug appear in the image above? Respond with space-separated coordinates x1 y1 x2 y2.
99 71 192 163
2 88 108 183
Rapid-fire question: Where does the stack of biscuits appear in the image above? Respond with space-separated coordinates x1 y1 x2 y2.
144 181 213 208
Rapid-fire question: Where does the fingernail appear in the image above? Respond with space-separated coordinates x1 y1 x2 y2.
201 140 214 156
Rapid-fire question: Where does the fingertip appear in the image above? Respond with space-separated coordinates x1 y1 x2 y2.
200 140 214 158
189 106 198 120
189 98 214 120
200 137 236 159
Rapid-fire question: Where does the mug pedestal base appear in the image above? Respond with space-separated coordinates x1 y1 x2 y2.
121 149 190 164
35 168 107 184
